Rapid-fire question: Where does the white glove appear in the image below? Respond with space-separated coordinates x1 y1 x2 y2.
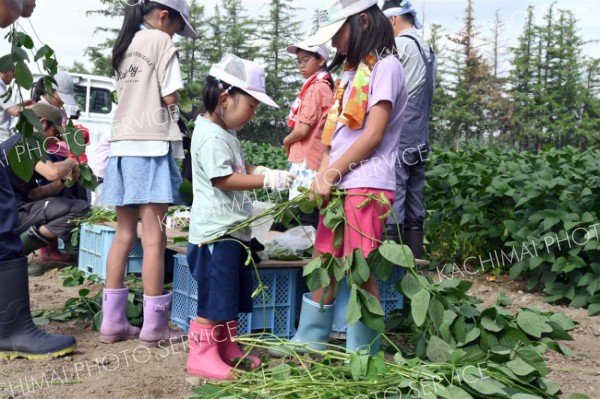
263 169 296 191
252 166 271 176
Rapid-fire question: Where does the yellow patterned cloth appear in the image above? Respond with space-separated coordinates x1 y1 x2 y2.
321 54 378 145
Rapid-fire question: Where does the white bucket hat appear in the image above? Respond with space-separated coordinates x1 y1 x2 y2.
209 54 279 109
286 42 330 64
152 0 198 38
305 0 378 46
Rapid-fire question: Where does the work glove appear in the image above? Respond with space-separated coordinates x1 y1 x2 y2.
262 169 296 191
252 166 271 176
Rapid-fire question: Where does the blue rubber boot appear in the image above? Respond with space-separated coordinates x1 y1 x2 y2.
346 320 381 356
270 293 334 357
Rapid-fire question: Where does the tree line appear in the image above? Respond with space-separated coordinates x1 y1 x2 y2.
71 0 600 150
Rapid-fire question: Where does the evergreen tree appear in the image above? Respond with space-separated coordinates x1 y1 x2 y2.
510 6 539 150
485 9 512 145
427 23 453 149
311 8 321 36
446 0 493 145
247 0 304 144
178 0 206 99
84 0 123 77
221 0 259 60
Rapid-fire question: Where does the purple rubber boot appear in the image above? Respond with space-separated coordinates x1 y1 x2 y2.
139 292 184 347
99 287 140 344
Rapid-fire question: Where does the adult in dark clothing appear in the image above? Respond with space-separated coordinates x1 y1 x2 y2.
0 0 76 361
0 103 90 276
383 0 436 258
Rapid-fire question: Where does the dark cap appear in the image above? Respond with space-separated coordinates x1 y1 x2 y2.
32 102 64 135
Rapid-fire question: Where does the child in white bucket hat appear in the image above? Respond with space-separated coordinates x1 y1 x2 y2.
283 41 334 217
185 54 295 380
274 0 410 357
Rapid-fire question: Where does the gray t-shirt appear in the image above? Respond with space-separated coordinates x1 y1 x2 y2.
0 80 16 143
188 117 252 244
395 28 436 100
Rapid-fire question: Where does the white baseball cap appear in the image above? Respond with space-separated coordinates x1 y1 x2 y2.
52 71 79 112
305 0 378 46
209 54 279 109
286 42 330 64
152 0 198 38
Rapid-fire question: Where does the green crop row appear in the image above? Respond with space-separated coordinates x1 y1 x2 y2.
425 145 600 311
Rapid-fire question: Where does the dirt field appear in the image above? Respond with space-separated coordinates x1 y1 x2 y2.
1 265 598 399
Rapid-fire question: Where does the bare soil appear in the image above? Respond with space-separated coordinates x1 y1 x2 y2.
1 265 598 399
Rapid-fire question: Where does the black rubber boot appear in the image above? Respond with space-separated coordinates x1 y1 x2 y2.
403 228 424 259
0 257 76 360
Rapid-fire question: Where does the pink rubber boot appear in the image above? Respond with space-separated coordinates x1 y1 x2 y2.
139 292 184 347
217 320 261 369
99 287 140 343
187 320 233 380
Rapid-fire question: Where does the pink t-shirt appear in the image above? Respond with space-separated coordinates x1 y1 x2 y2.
288 80 334 170
329 55 407 191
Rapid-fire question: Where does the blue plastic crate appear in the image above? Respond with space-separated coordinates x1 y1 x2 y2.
171 254 297 338
77 223 143 280
331 267 405 335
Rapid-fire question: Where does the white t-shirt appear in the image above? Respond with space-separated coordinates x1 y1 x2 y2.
0 80 16 143
110 26 185 158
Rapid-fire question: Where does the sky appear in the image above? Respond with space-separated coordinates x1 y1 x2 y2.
0 0 598 76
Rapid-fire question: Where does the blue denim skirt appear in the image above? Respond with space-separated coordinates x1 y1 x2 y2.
103 150 183 207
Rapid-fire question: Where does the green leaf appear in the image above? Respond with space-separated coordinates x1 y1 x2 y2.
458 327 480 346
333 224 344 250
428 297 444 329
400 272 422 299
303 257 322 276
516 347 549 376
588 303 600 316
462 367 506 395
353 249 370 284
426 335 452 363
516 310 546 338
500 328 532 351
357 287 384 316
496 291 513 306
506 357 537 376
481 316 503 332
568 394 591 399
298 199 315 214
0 54 13 73
437 386 473 399
318 268 330 288
393 351 405 365
378 242 414 267
14 61 33 89
34 45 55 62
350 353 362 381
411 289 431 327
126 302 142 319
32 317 50 326
367 249 393 281
270 363 291 380
346 284 362 326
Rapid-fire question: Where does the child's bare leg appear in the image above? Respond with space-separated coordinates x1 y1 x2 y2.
139 203 168 296
105 206 139 289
